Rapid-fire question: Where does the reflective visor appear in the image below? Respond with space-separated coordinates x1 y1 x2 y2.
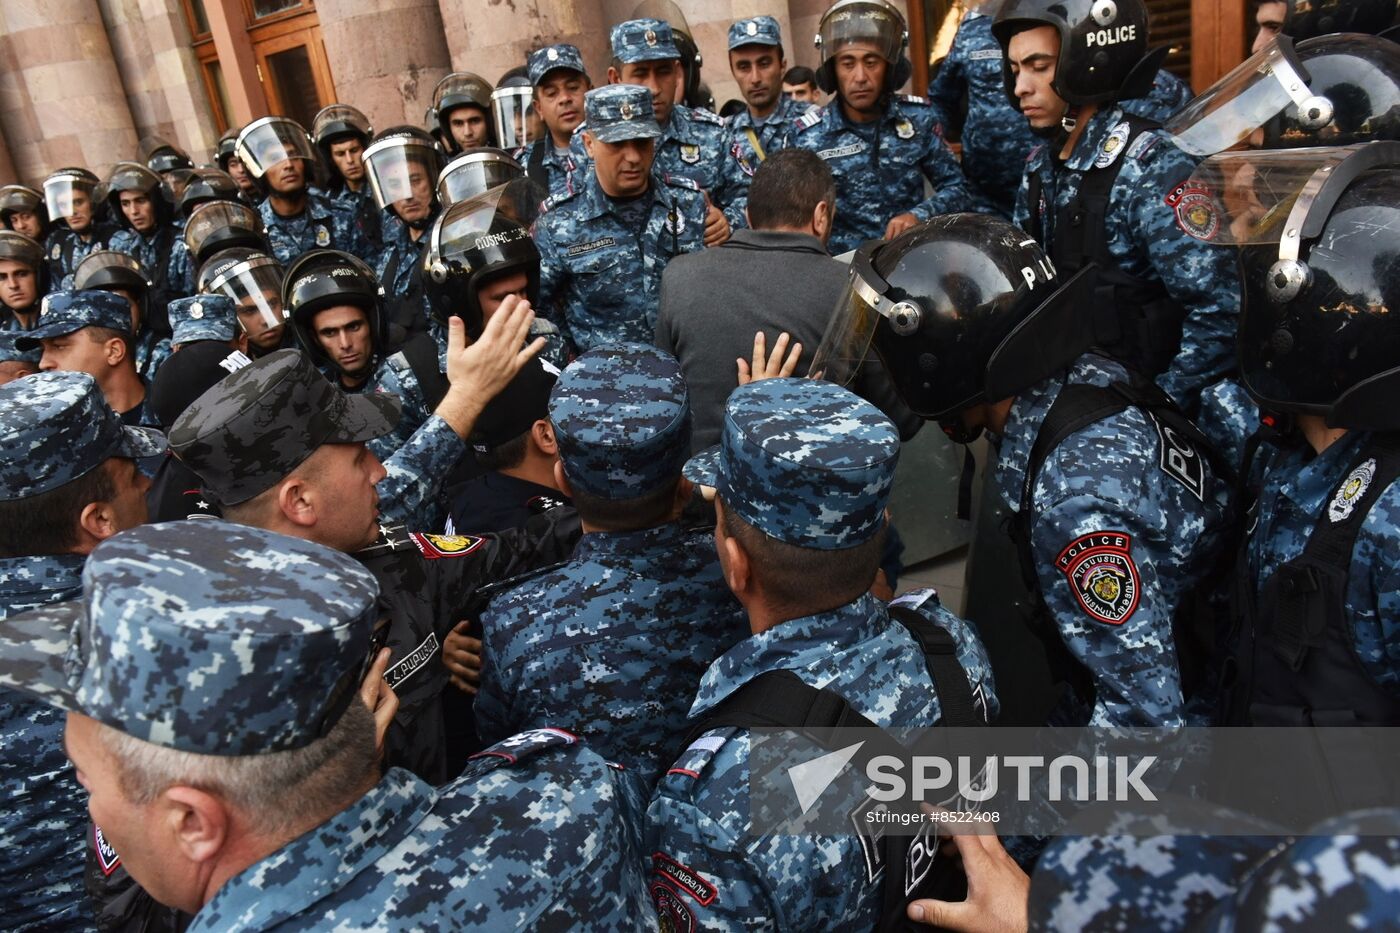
206 257 285 337
818 1 904 64
1166 39 1315 157
362 137 440 211
437 152 525 207
235 117 316 178
492 87 538 151
808 270 879 390
184 201 264 258
43 175 95 222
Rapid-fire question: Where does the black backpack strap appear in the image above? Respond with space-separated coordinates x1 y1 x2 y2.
527 140 549 187
887 604 984 727
394 332 448 409
1271 433 1400 669
1025 168 1044 242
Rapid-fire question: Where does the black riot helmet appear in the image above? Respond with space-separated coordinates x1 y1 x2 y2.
73 250 155 334
421 189 540 338
1230 143 1400 429
1166 34 1400 157
363 126 442 228
809 213 1096 437
177 168 242 219
814 0 913 95
432 72 496 153
235 116 321 195
215 128 240 172
104 162 176 230
197 247 286 343
992 0 1165 110
183 200 268 266
312 104 374 190
43 167 100 229
1284 0 1400 40
437 148 525 206
141 136 195 176
633 0 709 108
0 185 49 238
282 249 386 367
0 230 46 275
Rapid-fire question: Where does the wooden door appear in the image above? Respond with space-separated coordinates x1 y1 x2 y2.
253 26 336 128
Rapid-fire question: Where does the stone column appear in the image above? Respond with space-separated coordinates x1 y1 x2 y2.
0 124 16 183
0 0 141 184
99 0 221 162
438 0 612 91
318 0 454 128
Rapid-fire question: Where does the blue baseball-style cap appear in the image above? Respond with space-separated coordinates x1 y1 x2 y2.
15 290 134 350
168 294 238 346
550 343 691 500
528 44 588 86
684 378 899 550
611 18 681 64
0 519 380 756
728 16 783 50
583 85 662 144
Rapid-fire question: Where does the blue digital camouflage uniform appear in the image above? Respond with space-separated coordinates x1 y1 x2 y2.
512 141 580 201
0 370 165 933
648 379 998 930
790 93 972 254
926 8 1194 218
477 345 749 782
722 17 811 182
373 212 424 299
537 86 708 352
167 233 195 296
1246 431 1400 696
1013 105 1239 411
257 189 375 267
188 731 653 932
46 225 113 283
515 44 588 200
108 224 190 304
992 353 1233 728
325 183 384 248
1029 807 1400 931
1197 377 1259 473
0 330 41 364
134 330 172 382
569 19 750 229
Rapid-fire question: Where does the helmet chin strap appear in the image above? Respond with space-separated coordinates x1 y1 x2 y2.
1059 104 1081 134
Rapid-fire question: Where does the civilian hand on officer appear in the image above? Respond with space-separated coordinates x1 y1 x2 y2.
737 330 803 385
435 294 548 439
358 647 399 764
443 620 483 695
907 828 1029 933
703 192 731 247
884 211 921 240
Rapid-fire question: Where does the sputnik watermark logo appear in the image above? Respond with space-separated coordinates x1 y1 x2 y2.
788 742 865 815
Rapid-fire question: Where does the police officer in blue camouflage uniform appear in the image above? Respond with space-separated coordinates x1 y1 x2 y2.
0 229 47 333
235 116 376 267
647 376 997 929
792 0 971 254
994 0 1239 412
517 44 590 199
311 103 380 240
477 344 749 782
0 519 652 931
537 84 708 352
723 17 811 185
171 300 583 785
42 168 115 284
283 249 443 461
104 162 190 318
0 371 163 933
814 214 1231 729
571 18 747 235
166 292 239 350
927 2 1192 218
19 290 162 431
363 126 442 300
72 250 173 382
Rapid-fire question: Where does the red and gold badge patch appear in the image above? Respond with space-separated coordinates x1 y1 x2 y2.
1056 532 1141 625
408 532 484 559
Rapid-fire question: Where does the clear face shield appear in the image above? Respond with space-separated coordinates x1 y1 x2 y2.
816 0 906 64
492 87 539 150
362 138 440 223
0 232 43 271
183 201 264 258
235 117 316 179
206 256 285 339
44 175 95 223
436 152 525 207
1165 37 1337 157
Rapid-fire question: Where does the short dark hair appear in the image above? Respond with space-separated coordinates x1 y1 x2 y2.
85 325 135 362
569 476 680 532
747 149 835 231
783 66 818 88
0 458 118 557
721 498 885 610
474 430 530 472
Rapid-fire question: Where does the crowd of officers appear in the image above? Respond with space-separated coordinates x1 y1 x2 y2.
2 0 1400 929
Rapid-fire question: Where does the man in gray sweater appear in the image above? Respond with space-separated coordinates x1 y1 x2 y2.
655 148 920 452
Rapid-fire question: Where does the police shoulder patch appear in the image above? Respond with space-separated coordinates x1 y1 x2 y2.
409 532 485 559
899 93 931 106
93 824 121 877
1055 531 1141 625
662 173 701 191
467 727 579 767
689 106 724 126
1164 182 1220 241
795 108 824 131
652 852 718 906
652 879 698 932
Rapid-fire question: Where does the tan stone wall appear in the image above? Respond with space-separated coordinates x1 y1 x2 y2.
0 0 140 186
437 0 612 90
318 0 454 130
99 0 220 163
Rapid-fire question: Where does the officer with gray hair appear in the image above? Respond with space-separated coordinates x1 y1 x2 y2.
0 519 651 930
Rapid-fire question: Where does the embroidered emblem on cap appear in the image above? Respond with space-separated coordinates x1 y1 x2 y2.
1329 458 1376 522
746 21 758 35
547 47 559 61
189 301 204 320
1057 532 1141 625
645 28 658 46
620 100 637 120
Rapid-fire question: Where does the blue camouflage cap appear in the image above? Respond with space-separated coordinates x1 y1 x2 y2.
684 378 899 550
0 330 41 365
169 294 237 346
729 16 782 50
611 17 680 64
0 371 165 502
14 290 133 350
0 519 380 756
550 343 690 499
528 44 588 86
584 85 662 143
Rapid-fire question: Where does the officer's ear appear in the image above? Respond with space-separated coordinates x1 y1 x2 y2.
275 473 319 529
582 131 595 160
76 499 121 545
532 419 557 456
607 66 622 85
103 334 129 368
713 498 753 597
159 784 233 881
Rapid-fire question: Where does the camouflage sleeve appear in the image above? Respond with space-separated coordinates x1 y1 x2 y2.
533 216 567 325
647 797 782 930
473 610 518 748
1127 146 1240 413
715 144 750 232
924 22 968 135
1030 493 1186 728
377 415 466 527
1011 160 1036 233
434 509 582 617
1353 485 1400 695
909 132 973 222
